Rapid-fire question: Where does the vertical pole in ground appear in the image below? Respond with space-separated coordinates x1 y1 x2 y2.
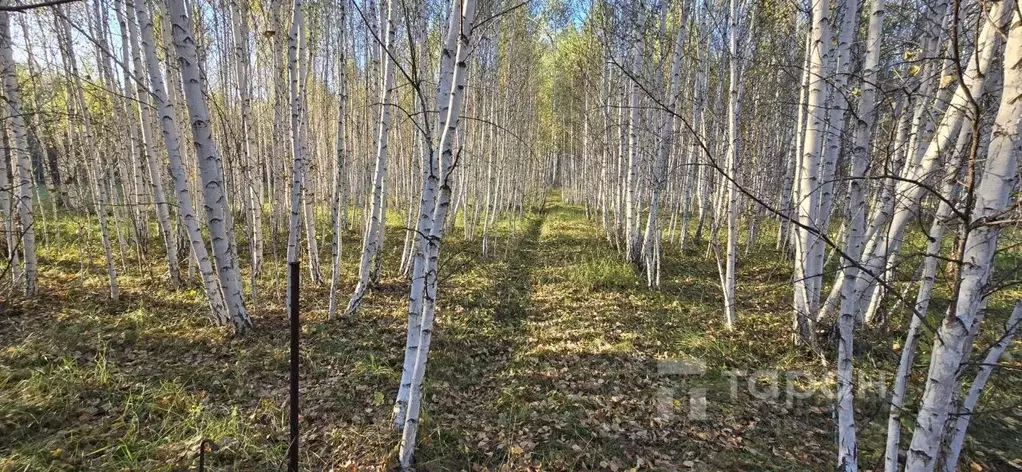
288 261 300 472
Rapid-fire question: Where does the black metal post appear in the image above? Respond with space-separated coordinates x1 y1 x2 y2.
287 261 300 472
198 439 207 472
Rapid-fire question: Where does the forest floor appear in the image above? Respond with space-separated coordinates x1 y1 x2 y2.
1 195 1020 471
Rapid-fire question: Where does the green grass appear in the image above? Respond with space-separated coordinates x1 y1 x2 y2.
566 258 637 292
1 194 1020 470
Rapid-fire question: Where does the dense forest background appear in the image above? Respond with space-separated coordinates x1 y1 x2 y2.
0 0 1020 470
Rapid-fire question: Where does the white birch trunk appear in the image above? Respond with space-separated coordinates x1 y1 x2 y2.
347 0 400 314
132 0 236 327
328 0 348 320
0 112 16 286
832 0 870 465
856 2 1006 326
165 0 253 332
722 0 741 330
0 8 36 296
793 0 832 343
884 122 970 472
57 8 118 301
398 1 476 467
642 1 685 287
782 29 812 254
393 0 461 427
231 0 261 303
624 27 643 265
941 302 1022 471
286 0 305 269
123 0 182 289
904 7 1019 469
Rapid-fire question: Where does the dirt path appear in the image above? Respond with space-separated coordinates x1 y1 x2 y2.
415 198 837 470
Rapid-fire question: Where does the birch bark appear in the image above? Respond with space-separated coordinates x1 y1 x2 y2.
286 0 305 269
347 0 400 314
722 0 742 330
393 0 461 426
855 0 1006 326
905 7 1019 469
0 7 36 296
832 0 870 465
398 1 477 467
166 0 253 331
132 0 240 329
941 302 1022 471
121 0 182 289
642 0 685 287
328 0 348 319
793 0 832 343
56 8 118 301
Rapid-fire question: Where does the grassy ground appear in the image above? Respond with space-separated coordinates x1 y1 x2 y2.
1 195 1020 470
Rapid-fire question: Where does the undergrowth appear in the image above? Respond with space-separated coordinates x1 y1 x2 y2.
1 195 1019 470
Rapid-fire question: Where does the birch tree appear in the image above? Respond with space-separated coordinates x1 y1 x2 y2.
830 0 864 465
328 0 348 320
56 5 118 301
0 6 36 296
904 6 1020 469
130 0 242 331
397 0 477 467
347 0 400 315
792 0 831 344
121 0 182 289
166 0 252 332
